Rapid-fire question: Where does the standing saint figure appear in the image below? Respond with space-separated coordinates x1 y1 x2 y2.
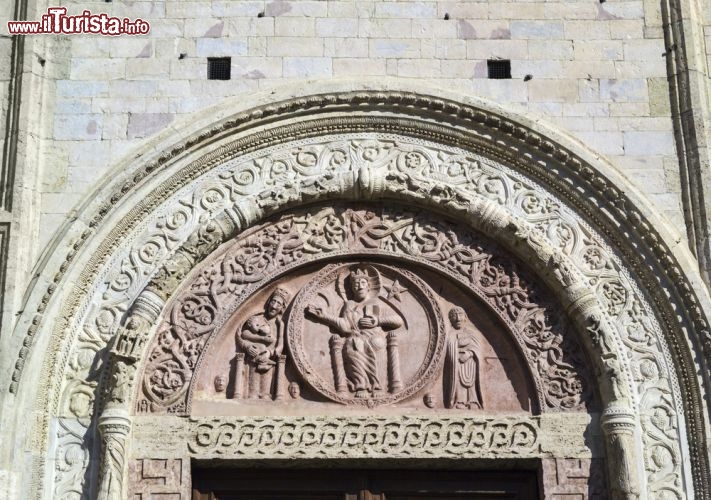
237 286 290 399
306 266 404 398
444 306 484 409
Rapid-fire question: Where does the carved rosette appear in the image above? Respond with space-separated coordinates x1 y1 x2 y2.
288 262 446 406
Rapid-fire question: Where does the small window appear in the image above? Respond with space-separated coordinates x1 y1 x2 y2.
487 59 511 79
207 57 231 80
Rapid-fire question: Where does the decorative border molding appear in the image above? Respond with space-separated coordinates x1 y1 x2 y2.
0 223 10 327
187 415 541 458
129 413 600 461
660 0 711 288
0 0 26 211
8 90 705 498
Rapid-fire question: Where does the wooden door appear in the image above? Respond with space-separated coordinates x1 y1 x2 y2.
192 468 540 500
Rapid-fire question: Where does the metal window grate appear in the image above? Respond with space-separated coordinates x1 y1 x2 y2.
487 60 511 79
207 57 231 80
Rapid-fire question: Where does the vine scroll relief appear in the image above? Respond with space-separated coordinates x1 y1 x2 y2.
138 205 596 415
52 134 685 499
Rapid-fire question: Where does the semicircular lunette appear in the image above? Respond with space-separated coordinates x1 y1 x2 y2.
138 203 598 415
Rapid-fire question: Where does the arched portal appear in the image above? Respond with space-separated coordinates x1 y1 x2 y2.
6 86 710 500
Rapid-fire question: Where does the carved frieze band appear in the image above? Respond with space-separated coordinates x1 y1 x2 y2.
187 416 539 458
128 414 597 461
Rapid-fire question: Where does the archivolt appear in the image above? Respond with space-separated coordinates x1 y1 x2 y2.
8 87 709 499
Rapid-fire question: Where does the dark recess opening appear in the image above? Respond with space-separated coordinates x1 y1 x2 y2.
192 468 540 499
208 57 231 80
487 59 511 79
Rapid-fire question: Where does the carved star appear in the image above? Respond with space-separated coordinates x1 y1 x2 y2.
385 280 408 302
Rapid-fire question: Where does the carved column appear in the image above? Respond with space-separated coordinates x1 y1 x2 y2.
386 331 402 392
98 353 138 500
97 408 131 500
274 355 287 400
98 289 165 500
329 335 348 395
232 353 245 399
601 406 640 500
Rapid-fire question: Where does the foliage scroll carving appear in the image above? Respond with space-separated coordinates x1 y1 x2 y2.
49 132 688 499
139 205 595 414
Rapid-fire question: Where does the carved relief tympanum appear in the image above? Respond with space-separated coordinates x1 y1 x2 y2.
141 204 596 415
190 268 551 415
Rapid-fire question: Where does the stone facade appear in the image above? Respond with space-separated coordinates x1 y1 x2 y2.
1 1 711 499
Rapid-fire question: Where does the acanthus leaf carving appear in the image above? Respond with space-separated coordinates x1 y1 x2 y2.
54 419 92 500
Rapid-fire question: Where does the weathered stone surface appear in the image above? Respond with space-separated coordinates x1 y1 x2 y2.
131 414 597 460
128 458 189 500
140 203 593 416
3 0 711 494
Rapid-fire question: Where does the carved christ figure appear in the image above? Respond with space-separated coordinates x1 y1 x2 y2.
444 307 483 409
306 266 404 398
237 287 290 399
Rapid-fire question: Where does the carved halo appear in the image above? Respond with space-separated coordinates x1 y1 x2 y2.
288 262 446 406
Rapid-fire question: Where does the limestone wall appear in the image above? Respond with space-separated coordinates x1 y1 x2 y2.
3 2 711 498
36 0 681 240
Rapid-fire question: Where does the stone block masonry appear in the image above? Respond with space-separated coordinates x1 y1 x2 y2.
3 0 691 287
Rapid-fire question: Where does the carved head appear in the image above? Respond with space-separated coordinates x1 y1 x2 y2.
214 375 226 392
448 307 466 329
126 316 140 330
288 382 300 399
69 390 93 418
351 273 370 300
348 267 379 301
423 393 435 408
266 287 290 318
